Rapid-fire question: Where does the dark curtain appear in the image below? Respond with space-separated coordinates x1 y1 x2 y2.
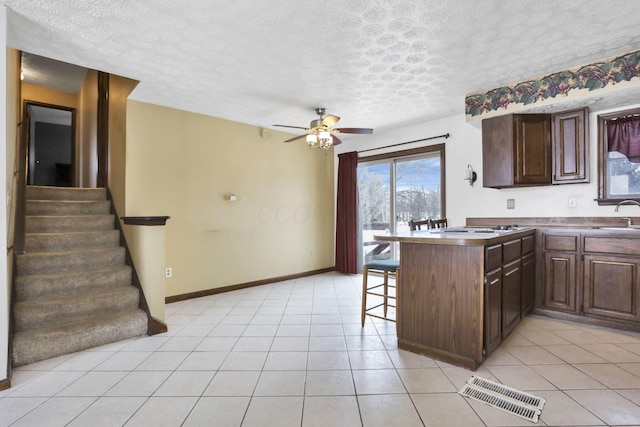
608 116 640 163
335 151 358 274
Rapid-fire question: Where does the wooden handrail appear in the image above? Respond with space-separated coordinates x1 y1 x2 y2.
121 216 170 226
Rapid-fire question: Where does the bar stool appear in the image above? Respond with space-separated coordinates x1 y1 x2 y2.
361 259 399 326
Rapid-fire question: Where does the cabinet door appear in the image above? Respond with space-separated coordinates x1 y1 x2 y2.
583 255 640 322
544 252 577 312
502 259 521 338
521 252 535 316
552 108 589 183
482 115 515 188
515 114 552 185
484 268 502 356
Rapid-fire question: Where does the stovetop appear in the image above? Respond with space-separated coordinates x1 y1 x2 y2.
492 225 520 230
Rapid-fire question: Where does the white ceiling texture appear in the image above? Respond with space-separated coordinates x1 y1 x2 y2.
3 0 640 137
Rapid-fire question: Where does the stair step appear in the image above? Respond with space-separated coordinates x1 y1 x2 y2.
14 286 141 332
12 309 148 367
24 230 120 252
26 200 111 216
15 265 132 302
26 214 115 233
16 246 126 275
26 186 107 201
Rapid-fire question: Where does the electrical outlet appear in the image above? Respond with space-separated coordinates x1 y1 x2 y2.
165 268 172 278
507 198 515 209
568 197 577 208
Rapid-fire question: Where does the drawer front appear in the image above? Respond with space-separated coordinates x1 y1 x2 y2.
544 234 578 251
503 239 522 263
522 235 535 254
486 244 502 272
584 236 640 256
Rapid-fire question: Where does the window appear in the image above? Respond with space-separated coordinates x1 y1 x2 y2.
597 107 640 204
357 144 445 269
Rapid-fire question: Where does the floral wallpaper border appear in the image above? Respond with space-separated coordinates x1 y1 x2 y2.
465 50 640 117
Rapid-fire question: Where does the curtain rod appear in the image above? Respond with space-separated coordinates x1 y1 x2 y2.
358 133 450 154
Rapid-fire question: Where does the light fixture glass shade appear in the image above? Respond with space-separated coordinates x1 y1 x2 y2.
318 131 332 149
306 133 318 147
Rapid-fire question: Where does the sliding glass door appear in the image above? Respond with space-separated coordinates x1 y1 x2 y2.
357 146 444 270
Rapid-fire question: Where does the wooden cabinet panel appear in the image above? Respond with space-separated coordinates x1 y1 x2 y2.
486 244 502 272
484 268 502 356
552 108 589 183
584 236 640 256
544 252 577 312
503 239 522 263
522 235 535 254
544 234 578 252
583 255 640 322
515 115 552 185
502 259 522 338
482 115 515 188
521 252 535 315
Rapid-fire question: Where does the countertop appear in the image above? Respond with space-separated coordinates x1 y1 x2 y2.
374 227 536 246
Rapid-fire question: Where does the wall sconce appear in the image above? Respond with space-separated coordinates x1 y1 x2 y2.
465 164 477 186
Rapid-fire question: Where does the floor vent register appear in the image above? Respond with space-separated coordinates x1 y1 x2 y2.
458 376 546 423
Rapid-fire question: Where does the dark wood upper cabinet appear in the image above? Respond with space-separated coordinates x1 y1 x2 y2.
482 108 589 188
482 114 551 188
552 108 589 184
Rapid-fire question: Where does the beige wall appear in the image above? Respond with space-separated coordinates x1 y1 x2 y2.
21 83 77 109
125 100 335 297
107 75 138 213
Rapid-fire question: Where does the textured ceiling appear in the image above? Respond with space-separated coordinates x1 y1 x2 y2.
4 0 640 136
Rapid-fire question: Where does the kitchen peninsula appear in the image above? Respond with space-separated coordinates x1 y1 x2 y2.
375 226 536 370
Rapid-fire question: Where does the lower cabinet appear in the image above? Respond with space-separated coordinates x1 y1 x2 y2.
543 252 577 312
483 234 535 357
583 254 640 322
543 231 640 328
542 232 579 313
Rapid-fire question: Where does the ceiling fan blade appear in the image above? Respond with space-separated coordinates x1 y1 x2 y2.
273 124 309 130
284 134 307 143
331 134 343 146
321 115 340 128
335 127 374 134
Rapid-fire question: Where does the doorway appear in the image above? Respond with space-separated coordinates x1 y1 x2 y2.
25 103 75 186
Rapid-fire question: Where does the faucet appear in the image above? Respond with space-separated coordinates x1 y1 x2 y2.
614 200 640 212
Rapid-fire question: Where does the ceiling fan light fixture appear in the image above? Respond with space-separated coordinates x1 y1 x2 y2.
274 107 373 149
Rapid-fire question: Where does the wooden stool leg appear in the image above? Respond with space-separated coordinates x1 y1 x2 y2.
361 267 369 327
383 271 389 317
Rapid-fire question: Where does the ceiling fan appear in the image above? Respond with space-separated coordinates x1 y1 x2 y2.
273 107 374 149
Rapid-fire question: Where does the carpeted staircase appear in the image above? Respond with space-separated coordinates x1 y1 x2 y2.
12 186 149 366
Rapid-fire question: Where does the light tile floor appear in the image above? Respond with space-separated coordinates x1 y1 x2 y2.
3 272 640 426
